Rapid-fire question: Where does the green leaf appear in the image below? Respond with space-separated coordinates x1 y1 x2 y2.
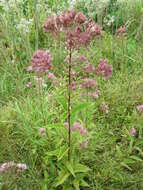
116 145 122 157
73 179 80 190
80 179 89 187
56 171 70 187
42 184 47 190
121 162 132 171
55 95 67 110
47 149 59 157
65 161 76 177
130 155 143 162
71 103 87 123
74 164 90 173
129 138 134 153
58 147 68 161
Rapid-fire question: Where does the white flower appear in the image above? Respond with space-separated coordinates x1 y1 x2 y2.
0 0 21 11
16 18 33 35
17 163 27 170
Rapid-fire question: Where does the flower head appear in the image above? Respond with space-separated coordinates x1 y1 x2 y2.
92 90 101 99
39 128 46 137
72 122 88 136
26 81 32 88
95 59 112 79
69 81 76 91
83 78 97 89
75 12 87 24
0 161 15 174
79 55 89 64
58 10 76 27
17 163 27 170
84 63 95 73
48 72 56 80
86 21 102 37
116 26 126 36
0 161 27 174
43 16 57 33
30 50 51 73
136 105 143 113
130 128 137 137
100 102 109 114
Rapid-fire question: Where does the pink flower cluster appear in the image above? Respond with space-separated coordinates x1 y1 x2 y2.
39 128 46 137
83 78 97 89
43 10 102 49
0 161 27 174
116 26 126 36
72 122 88 136
100 102 109 114
48 72 57 86
95 59 113 80
64 122 88 136
28 50 51 73
86 21 102 37
130 128 137 137
43 11 86 33
69 81 77 91
80 55 89 64
91 90 101 99
136 105 143 113
56 10 77 28
84 63 95 73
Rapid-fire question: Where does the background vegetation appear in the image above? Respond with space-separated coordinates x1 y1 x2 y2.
0 0 143 189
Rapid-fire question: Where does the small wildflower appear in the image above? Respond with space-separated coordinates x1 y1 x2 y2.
70 69 76 79
72 122 88 136
100 102 109 114
69 81 76 91
52 80 58 86
79 55 89 64
43 16 57 33
17 163 27 170
95 59 113 79
34 76 46 88
136 105 143 113
130 128 137 137
48 72 56 80
83 78 97 89
16 18 33 34
0 161 15 174
30 50 51 73
86 21 102 37
75 12 87 24
92 90 101 99
39 128 46 137
79 84 83 90
26 81 32 88
84 63 95 73
0 161 27 175
116 26 126 36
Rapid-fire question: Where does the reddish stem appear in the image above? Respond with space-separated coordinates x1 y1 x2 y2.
85 87 89 128
68 48 72 161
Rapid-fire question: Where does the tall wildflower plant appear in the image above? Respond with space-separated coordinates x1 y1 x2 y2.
43 10 102 160
27 9 112 189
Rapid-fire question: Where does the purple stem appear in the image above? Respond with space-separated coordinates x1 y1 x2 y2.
68 48 72 161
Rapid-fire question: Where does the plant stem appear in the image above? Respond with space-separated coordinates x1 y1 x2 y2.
34 0 39 50
68 48 72 161
85 87 89 128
